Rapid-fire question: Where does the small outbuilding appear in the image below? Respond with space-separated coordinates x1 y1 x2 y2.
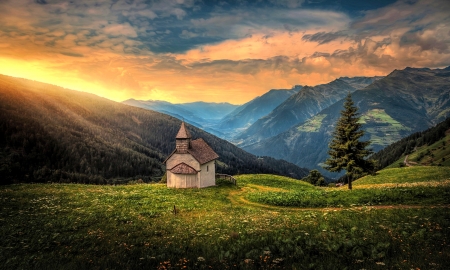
164 122 219 188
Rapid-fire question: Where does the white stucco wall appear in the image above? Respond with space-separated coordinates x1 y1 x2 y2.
167 171 199 188
199 160 216 188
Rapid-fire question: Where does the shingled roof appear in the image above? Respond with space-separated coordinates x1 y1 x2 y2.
188 138 219 164
176 122 191 139
170 163 198 174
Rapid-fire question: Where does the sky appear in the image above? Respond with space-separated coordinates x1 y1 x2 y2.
0 0 449 104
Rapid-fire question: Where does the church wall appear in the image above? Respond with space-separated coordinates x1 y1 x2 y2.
167 171 198 188
199 160 216 188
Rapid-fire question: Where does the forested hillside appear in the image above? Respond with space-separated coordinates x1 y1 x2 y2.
372 117 450 168
0 75 309 185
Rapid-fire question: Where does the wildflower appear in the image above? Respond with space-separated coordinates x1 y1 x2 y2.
273 258 284 264
197 257 205 262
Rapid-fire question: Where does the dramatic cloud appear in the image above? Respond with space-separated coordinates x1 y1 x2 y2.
0 0 449 104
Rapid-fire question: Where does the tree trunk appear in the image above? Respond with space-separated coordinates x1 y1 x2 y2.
348 174 352 190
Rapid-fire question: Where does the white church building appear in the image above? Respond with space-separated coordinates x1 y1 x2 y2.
164 122 219 188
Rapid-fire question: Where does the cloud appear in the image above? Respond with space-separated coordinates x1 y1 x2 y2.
302 31 349 44
0 0 450 104
103 23 138 38
179 30 199 39
269 0 305 9
60 51 84 57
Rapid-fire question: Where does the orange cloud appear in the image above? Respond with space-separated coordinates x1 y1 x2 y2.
0 0 449 105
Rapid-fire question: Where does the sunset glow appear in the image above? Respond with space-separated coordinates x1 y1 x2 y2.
1 0 449 104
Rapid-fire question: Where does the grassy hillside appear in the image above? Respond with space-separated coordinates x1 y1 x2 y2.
243 168 450 208
385 130 450 169
1 168 449 269
373 117 450 169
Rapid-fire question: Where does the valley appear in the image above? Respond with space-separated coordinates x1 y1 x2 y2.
1 68 450 269
0 74 309 185
122 67 450 179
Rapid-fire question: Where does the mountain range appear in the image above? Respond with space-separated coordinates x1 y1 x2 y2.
2 66 450 183
122 99 238 137
123 86 301 140
235 77 382 146
243 67 450 178
0 75 309 184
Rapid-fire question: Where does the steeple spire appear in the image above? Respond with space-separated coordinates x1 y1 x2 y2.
176 122 191 139
176 122 191 152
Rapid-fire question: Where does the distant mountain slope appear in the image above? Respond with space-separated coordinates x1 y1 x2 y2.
218 86 301 135
236 77 381 146
0 75 309 184
372 117 450 169
121 99 237 137
122 99 198 121
178 102 238 120
243 67 450 178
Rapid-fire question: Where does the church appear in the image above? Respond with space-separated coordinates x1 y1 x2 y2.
164 122 219 188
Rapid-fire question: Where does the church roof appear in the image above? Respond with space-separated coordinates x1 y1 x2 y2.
169 162 198 174
176 122 191 139
188 138 219 164
163 138 219 165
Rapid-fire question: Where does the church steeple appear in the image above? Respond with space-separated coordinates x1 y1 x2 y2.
176 122 191 152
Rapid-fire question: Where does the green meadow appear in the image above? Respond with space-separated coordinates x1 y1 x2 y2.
387 131 450 168
1 167 449 269
297 114 327 132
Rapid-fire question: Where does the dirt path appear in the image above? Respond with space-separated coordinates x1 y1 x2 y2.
403 155 418 167
227 184 450 212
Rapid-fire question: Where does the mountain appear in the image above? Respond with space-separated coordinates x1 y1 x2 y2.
236 77 381 146
0 75 310 185
121 99 238 137
218 86 301 137
371 116 450 169
178 102 239 120
243 67 450 178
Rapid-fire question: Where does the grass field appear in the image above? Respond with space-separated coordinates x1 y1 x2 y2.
1 167 449 269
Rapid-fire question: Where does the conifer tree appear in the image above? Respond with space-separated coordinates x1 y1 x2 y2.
324 93 375 189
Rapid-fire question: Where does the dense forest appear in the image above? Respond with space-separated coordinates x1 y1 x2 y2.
0 75 309 185
372 117 450 169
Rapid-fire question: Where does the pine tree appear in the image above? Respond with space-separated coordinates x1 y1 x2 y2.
324 93 375 189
